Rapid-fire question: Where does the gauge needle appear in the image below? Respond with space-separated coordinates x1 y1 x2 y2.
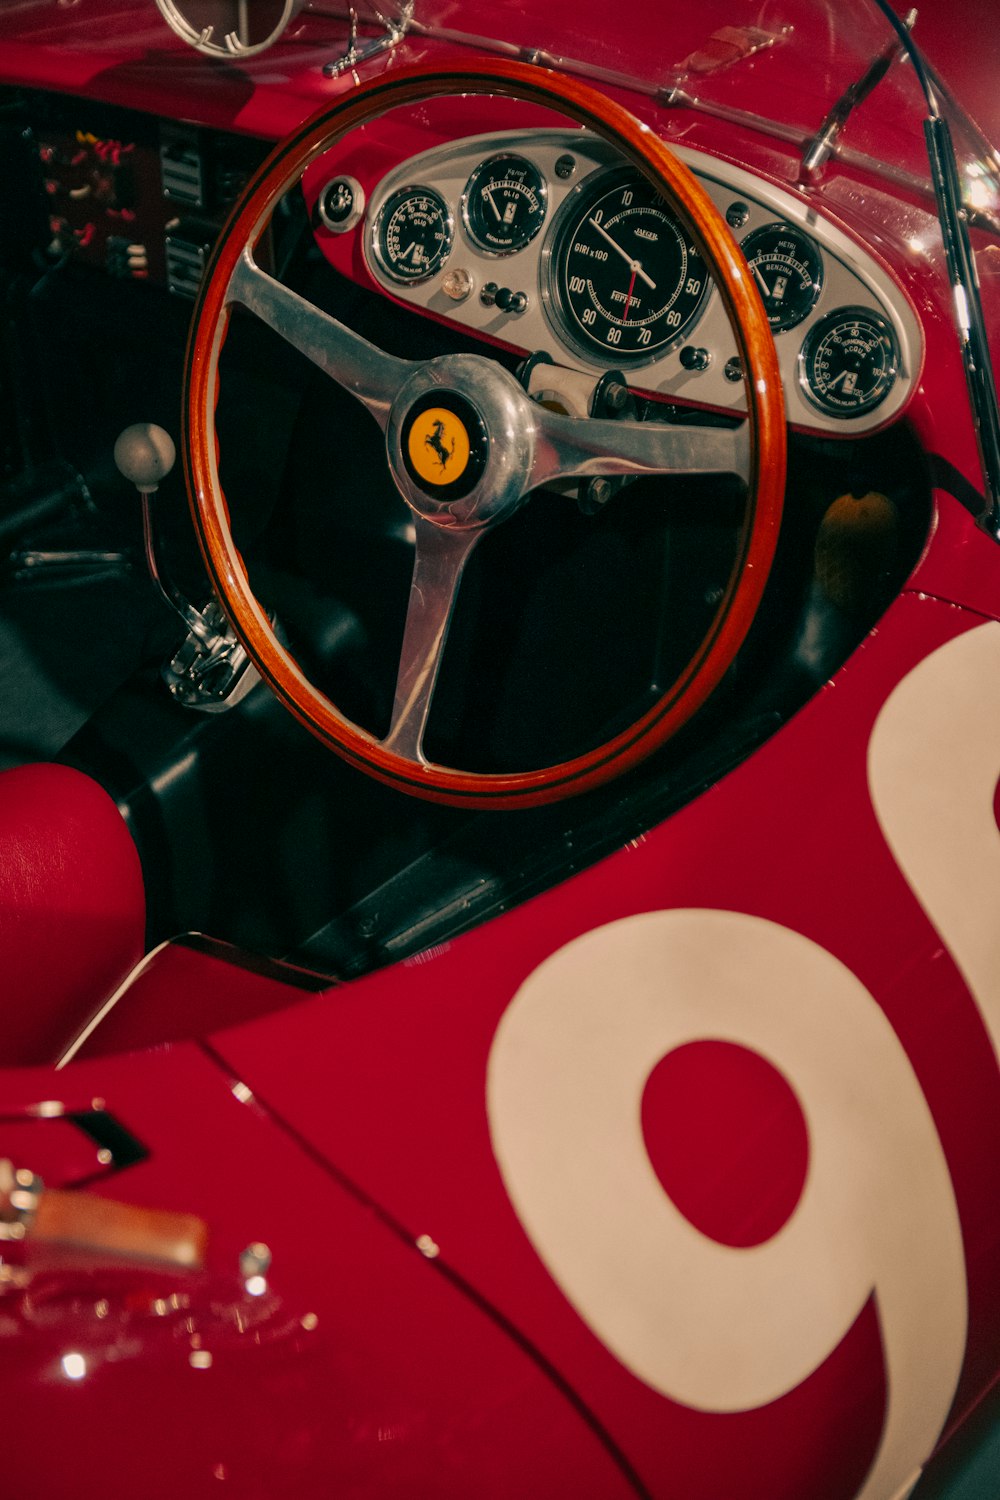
623 266 637 323
485 188 503 222
588 217 657 290
752 262 771 298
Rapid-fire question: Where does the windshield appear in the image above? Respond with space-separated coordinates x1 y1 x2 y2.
2 0 999 503
5 1 998 205
402 0 1000 224
403 0 1000 509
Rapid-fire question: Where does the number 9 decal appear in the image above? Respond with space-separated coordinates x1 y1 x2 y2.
869 621 1000 1066
487 909 966 1500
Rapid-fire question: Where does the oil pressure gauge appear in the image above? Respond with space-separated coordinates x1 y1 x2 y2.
799 306 899 419
740 222 823 332
462 153 547 254
373 185 453 284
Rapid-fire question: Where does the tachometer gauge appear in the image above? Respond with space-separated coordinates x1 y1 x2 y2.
740 222 823 332
463 153 547 254
373 185 453 285
547 170 710 364
799 306 899 418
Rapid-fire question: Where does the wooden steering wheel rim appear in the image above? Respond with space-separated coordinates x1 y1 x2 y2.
184 60 786 809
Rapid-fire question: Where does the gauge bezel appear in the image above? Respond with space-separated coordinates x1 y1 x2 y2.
739 221 824 334
541 165 712 369
798 305 899 419
316 174 366 235
461 151 548 257
372 183 454 286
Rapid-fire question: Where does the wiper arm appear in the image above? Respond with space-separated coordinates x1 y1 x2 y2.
924 114 1000 533
800 8 916 182
863 0 1000 531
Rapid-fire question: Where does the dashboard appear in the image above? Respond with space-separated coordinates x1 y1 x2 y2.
1 85 922 445
0 90 270 297
310 128 922 435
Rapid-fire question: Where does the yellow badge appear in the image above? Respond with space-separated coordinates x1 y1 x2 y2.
407 407 471 487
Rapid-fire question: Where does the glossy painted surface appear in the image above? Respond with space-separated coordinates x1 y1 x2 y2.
0 1048 640 1498
205 591 1000 1499
2 1 998 149
68 939 325 1063
1 3 1000 1498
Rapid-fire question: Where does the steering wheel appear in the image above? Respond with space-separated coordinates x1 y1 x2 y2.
184 62 785 809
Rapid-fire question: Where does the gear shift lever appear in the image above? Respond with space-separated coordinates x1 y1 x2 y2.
113 422 176 493
114 422 259 711
114 422 210 641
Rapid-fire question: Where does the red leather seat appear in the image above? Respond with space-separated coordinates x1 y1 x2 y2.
0 763 145 1065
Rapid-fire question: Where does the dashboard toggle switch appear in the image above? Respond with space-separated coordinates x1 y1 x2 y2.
481 281 528 314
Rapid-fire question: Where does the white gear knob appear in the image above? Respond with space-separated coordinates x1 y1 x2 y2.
114 423 176 494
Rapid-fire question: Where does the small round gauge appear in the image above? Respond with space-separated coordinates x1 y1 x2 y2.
462 153 547 254
740 222 823 332
373 185 453 285
799 306 899 418
547 169 710 364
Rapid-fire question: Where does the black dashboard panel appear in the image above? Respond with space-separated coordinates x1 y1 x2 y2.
0 90 269 296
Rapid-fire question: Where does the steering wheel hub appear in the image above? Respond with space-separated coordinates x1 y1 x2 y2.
387 354 535 527
399 390 490 513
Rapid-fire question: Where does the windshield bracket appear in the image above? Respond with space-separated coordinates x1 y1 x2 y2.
800 8 916 183
323 1 414 78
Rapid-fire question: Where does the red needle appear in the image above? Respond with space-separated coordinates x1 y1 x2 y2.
623 266 637 323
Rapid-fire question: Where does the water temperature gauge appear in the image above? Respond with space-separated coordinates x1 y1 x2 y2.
740 222 823 332
373 184 453 284
799 306 899 418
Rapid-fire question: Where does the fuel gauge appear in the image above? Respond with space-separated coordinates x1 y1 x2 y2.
741 222 823 332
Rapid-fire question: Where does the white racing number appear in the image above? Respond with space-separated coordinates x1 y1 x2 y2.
488 914 965 1496
869 621 1000 1067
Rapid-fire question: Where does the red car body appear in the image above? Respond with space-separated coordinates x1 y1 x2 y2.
0 3 998 1497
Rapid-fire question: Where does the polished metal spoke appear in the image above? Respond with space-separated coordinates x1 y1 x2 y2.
227 251 755 772
227 249 410 429
382 518 482 762
529 405 751 492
